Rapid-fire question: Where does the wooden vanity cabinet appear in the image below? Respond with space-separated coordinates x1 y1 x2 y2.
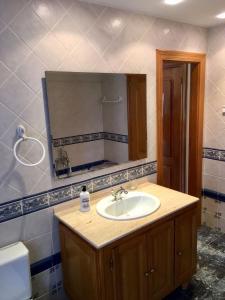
110 220 174 300
112 233 148 300
175 208 197 287
147 220 174 299
59 225 100 300
59 205 197 300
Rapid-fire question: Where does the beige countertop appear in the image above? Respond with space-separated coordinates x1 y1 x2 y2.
54 181 199 249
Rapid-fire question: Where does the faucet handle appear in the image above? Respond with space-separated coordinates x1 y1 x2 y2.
120 186 128 194
111 189 118 202
111 189 116 196
118 186 125 192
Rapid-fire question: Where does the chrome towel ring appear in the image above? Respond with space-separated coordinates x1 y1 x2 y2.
13 125 45 167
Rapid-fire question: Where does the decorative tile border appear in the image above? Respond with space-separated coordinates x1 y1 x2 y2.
49 186 72 206
128 166 143 180
0 161 157 223
111 170 128 186
143 161 157 176
203 188 225 203
93 175 111 192
52 132 128 147
0 201 23 222
31 252 61 277
53 132 104 147
203 147 225 162
104 132 128 143
23 194 49 214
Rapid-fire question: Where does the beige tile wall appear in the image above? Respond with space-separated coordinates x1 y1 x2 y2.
202 24 225 232
0 0 207 205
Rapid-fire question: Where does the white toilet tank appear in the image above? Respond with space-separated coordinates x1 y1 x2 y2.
0 242 32 300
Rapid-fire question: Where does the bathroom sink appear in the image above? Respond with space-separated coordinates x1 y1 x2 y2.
96 191 160 221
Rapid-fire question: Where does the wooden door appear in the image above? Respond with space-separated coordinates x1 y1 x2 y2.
113 234 148 300
147 220 174 299
60 224 99 300
175 207 197 287
162 63 187 192
127 74 147 161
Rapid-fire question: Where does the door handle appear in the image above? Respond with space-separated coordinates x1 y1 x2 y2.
177 251 182 256
145 269 155 277
150 268 155 273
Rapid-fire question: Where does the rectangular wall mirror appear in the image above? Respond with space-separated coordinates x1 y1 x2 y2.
45 71 147 179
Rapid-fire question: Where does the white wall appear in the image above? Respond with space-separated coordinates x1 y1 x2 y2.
0 0 207 298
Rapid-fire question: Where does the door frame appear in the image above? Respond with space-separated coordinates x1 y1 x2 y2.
156 50 206 217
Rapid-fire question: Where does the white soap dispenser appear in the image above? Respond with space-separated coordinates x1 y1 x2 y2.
80 185 90 212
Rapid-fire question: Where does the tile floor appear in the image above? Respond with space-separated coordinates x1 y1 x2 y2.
166 226 225 300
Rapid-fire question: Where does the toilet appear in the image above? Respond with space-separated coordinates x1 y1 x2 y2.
0 242 32 300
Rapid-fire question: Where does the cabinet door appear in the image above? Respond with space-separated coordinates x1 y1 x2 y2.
60 224 99 300
113 234 148 300
101 247 116 300
175 207 197 287
147 220 174 299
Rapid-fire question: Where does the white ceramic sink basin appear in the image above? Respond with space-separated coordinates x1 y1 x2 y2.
96 191 160 221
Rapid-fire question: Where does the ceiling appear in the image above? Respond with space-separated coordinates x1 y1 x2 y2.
80 0 225 28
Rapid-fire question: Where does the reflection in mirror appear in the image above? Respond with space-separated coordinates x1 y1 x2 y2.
45 72 147 179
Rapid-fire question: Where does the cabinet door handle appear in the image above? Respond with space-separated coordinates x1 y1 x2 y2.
109 257 114 271
177 251 182 256
144 272 149 277
150 268 155 273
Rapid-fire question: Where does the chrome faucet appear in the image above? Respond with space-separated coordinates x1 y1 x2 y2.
112 186 128 201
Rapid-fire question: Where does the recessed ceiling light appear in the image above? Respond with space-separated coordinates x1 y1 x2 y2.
111 19 122 28
36 4 49 17
216 12 225 19
164 0 184 5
